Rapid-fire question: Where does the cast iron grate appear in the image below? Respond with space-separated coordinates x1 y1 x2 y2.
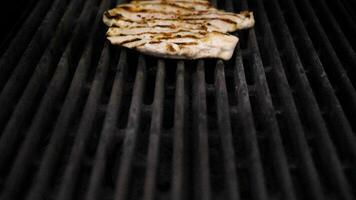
0 0 355 199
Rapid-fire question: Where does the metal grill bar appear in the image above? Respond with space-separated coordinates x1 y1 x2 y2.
215 61 242 200
0 1 95 199
234 46 298 200
263 0 354 199
23 0 112 196
171 61 186 200
339 0 356 20
282 0 356 168
0 0 88 169
311 0 356 104
0 0 78 126
294 0 356 145
326 0 356 47
218 2 271 200
114 55 146 200
0 0 54 88
314 0 356 72
192 61 211 200
229 3 296 200
143 60 165 200
45 3 114 200
86 48 127 200
341 0 356 21
241 1 302 199
251 0 326 199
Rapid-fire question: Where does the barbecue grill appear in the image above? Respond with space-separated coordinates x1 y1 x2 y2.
0 0 355 199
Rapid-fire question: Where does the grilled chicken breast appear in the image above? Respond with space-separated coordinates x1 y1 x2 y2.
103 0 254 60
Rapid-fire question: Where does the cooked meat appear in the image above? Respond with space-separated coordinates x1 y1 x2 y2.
103 0 254 60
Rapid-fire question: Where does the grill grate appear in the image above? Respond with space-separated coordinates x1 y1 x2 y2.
0 0 355 199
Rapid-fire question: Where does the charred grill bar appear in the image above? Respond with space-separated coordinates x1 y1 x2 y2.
0 0 355 200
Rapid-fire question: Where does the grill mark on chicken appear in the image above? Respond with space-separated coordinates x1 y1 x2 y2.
156 34 202 39
118 4 197 13
109 32 208 38
181 17 238 24
110 23 178 29
133 2 210 11
148 41 200 46
107 17 236 27
106 19 228 32
165 2 207 10
104 9 251 26
108 31 207 41
131 0 211 6
107 28 209 37
120 38 142 45
110 31 229 47
149 41 161 44
106 8 245 20
176 42 199 46
107 16 239 26
112 35 203 46
166 43 176 52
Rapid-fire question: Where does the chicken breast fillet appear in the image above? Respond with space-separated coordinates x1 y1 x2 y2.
103 0 255 60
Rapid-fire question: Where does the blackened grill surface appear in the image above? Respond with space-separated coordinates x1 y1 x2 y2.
0 0 355 199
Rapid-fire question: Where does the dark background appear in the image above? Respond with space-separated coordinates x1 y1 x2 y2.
0 0 37 54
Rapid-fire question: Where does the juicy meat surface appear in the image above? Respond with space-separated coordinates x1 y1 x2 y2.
103 0 255 60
